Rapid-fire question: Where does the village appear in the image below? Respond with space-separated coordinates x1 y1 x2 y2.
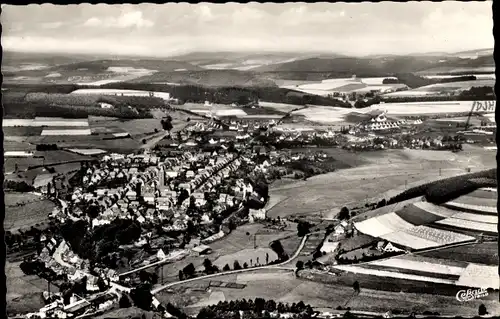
7 105 495 319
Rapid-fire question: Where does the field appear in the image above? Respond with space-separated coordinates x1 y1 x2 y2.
33 150 93 165
156 223 300 284
3 117 90 127
443 201 497 215
288 100 496 125
267 147 494 220
422 73 495 80
158 268 500 317
418 242 499 265
6 261 58 316
71 88 171 100
278 77 406 96
452 194 496 207
90 118 163 137
176 103 285 119
4 192 57 231
383 79 494 97
67 148 107 156
209 248 278 270
258 101 304 113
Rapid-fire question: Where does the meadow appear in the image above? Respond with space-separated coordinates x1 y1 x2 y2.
4 192 56 231
418 242 499 265
6 261 57 316
156 223 300 284
160 268 500 317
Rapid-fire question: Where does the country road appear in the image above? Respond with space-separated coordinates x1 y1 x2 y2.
151 232 317 294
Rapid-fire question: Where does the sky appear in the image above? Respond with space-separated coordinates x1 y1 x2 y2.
1 2 493 57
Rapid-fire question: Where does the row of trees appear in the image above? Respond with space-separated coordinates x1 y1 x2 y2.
198 298 315 319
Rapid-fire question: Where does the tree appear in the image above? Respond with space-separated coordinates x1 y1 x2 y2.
183 263 196 278
130 284 153 310
197 307 217 319
297 221 311 237
296 260 304 271
266 253 269 264
339 206 350 220
353 281 360 294
233 260 242 270
479 304 488 316
243 262 248 269
178 270 184 281
142 139 146 144
119 294 132 308
223 264 231 271
203 258 213 274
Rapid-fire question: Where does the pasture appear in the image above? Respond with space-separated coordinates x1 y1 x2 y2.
418 242 499 265
6 261 57 315
267 146 494 220
34 150 93 165
160 268 500 316
4 192 56 231
156 223 300 284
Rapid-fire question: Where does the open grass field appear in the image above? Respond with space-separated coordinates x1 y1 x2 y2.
4 139 37 152
258 101 304 113
156 223 300 284
267 147 494 220
210 248 278 270
418 242 499 266
160 268 500 317
34 150 93 165
4 158 44 173
383 80 494 97
88 117 163 136
289 101 496 125
452 194 497 207
6 261 57 316
4 192 56 231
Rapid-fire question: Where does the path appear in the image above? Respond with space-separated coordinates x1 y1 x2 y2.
140 131 171 151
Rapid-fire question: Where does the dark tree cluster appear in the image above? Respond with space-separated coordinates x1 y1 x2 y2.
59 218 142 268
297 221 311 237
197 298 315 319
387 168 496 205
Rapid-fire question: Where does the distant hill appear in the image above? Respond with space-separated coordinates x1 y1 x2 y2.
253 55 493 75
130 69 278 88
3 49 493 88
2 50 99 67
47 59 203 73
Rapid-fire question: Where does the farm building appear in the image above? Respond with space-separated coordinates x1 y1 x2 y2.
376 241 405 253
249 208 266 222
192 244 212 256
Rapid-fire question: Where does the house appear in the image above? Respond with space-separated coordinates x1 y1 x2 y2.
376 241 404 253
249 208 266 222
157 249 167 260
191 244 212 256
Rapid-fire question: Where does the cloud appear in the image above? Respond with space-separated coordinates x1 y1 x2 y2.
83 11 154 28
41 22 63 29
